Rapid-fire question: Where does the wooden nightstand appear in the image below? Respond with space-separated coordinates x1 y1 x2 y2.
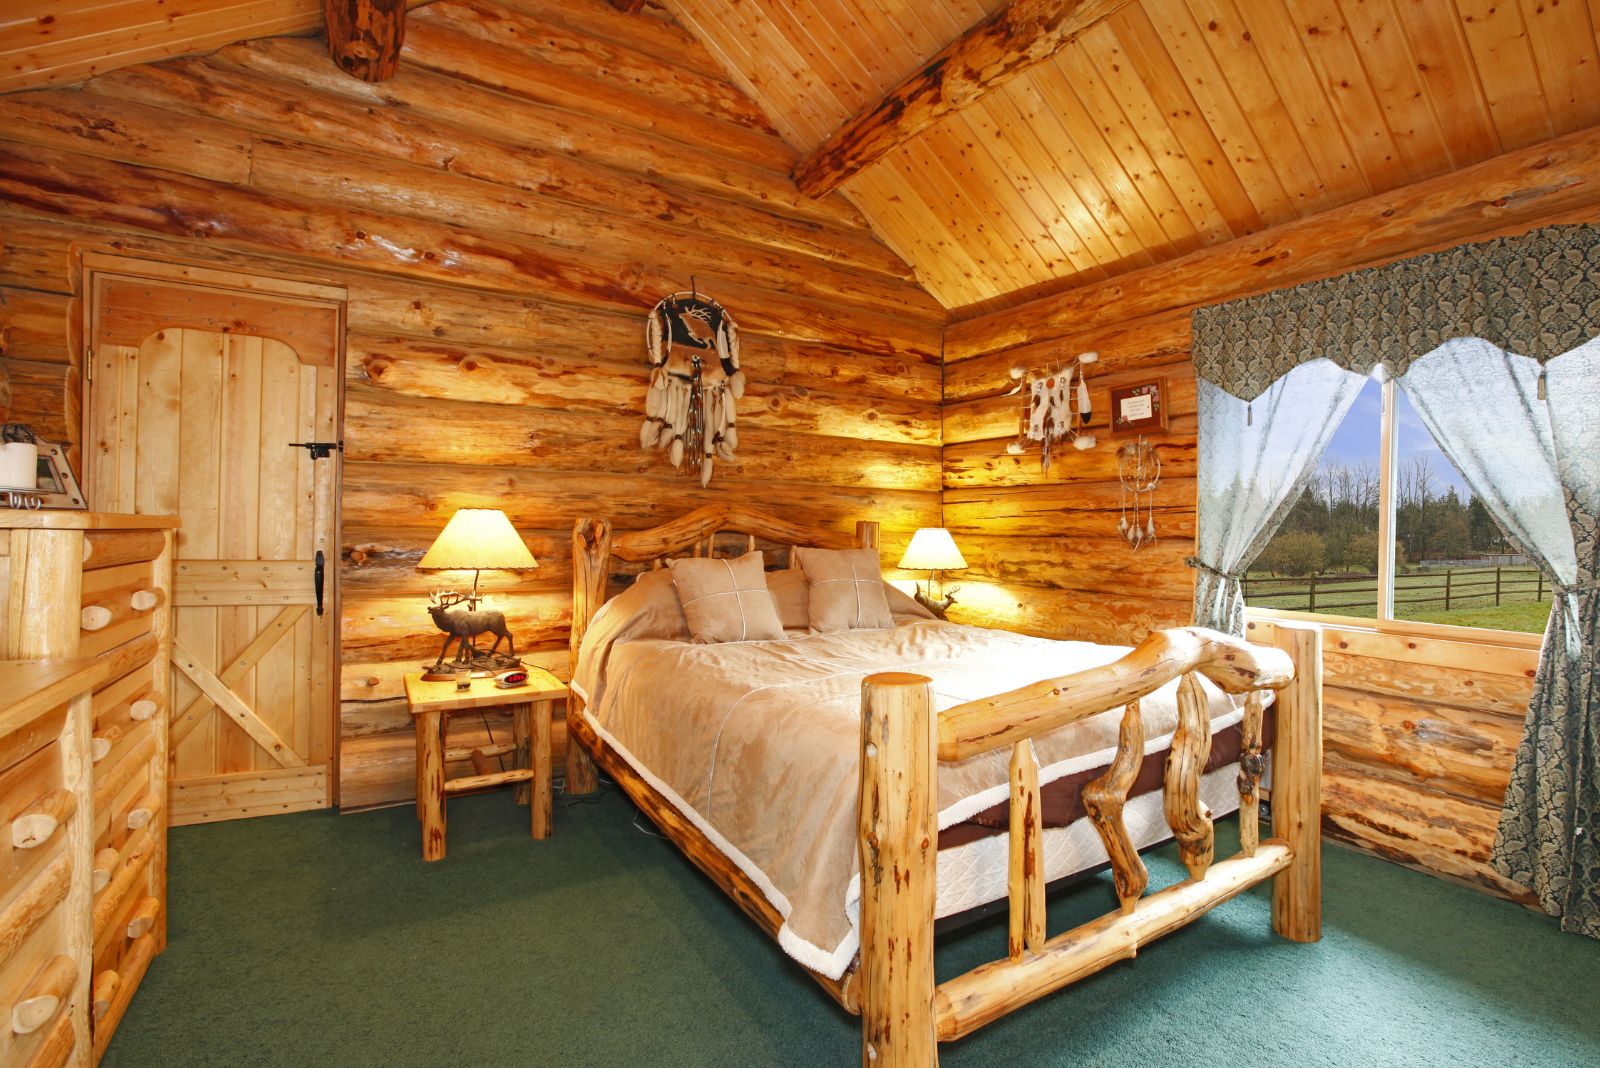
403 668 567 861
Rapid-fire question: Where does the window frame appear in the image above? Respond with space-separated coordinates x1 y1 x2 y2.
1243 377 1545 651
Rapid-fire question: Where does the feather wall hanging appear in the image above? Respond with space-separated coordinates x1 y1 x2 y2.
1117 436 1162 550
1005 351 1098 474
639 288 744 487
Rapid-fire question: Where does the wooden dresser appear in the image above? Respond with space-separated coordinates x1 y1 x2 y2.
1 659 106 1068
1 512 177 1062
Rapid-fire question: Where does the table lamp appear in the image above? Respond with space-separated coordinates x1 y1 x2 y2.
417 508 537 680
898 527 967 620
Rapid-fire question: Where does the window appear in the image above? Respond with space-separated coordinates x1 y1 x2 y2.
1245 374 1553 637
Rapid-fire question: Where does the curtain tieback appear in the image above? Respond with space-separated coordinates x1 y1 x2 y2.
1184 557 1244 582
1553 579 1599 596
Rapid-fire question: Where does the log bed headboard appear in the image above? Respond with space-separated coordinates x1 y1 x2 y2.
569 503 879 677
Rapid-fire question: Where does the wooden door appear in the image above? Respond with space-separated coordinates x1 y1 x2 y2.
83 257 344 825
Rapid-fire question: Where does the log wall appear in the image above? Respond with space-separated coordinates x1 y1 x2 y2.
940 123 1600 896
0 0 944 808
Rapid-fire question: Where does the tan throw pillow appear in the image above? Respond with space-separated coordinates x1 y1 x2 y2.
766 568 810 630
793 547 894 632
884 582 936 622
666 552 785 644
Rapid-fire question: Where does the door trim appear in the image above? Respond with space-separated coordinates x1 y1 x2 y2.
80 252 347 811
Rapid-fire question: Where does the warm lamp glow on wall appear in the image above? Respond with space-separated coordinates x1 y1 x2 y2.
417 508 537 680
898 527 967 620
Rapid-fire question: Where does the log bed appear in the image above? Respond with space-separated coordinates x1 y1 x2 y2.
563 504 1321 1067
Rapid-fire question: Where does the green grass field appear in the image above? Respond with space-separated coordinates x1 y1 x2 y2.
1405 600 1553 632
1245 565 1552 634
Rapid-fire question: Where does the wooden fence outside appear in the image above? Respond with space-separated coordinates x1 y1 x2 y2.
1243 566 1549 615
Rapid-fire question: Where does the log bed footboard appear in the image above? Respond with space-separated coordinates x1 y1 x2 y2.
564 508 1323 1068
859 623 1321 1067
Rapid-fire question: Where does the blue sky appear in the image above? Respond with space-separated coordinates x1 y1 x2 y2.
1319 375 1472 497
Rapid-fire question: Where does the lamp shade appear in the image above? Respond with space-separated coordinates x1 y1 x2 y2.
897 527 967 571
417 509 537 571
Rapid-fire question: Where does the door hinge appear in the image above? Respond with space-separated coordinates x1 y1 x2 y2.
84 345 93 382
289 441 343 460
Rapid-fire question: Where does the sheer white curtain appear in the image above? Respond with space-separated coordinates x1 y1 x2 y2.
1400 338 1600 938
1191 360 1367 634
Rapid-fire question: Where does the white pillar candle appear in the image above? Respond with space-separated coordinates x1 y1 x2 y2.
0 441 38 490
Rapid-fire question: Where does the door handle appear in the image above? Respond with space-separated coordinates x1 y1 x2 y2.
314 550 325 617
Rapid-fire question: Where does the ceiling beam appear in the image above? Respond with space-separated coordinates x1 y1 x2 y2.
323 0 408 82
792 0 1132 198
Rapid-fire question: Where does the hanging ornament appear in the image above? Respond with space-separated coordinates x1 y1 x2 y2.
1006 350 1098 474
640 286 743 487
1117 435 1162 551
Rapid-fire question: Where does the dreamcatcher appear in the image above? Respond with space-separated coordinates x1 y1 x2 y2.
1005 351 1098 474
1117 436 1161 550
639 287 745 487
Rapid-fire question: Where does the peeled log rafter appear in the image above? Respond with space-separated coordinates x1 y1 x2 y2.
794 0 1133 197
323 0 408 82
1081 701 1148 913
1164 673 1215 881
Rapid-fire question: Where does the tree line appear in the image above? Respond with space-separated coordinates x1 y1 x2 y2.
1256 456 1508 577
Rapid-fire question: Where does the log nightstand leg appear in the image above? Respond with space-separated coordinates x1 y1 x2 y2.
418 709 447 861
512 703 531 805
532 700 553 840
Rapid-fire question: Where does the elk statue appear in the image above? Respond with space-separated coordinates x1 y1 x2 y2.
425 590 517 679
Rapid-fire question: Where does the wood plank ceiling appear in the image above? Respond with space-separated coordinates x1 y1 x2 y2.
0 0 430 94
668 0 1600 314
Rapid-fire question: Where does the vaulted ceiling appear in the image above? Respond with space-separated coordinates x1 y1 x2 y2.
668 0 1600 315
6 1 1599 317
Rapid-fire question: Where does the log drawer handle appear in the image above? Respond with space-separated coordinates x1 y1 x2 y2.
10 789 75 850
10 955 76 1036
126 896 160 940
93 970 119 1022
92 847 117 894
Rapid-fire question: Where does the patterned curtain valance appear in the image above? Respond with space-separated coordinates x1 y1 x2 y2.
1191 223 1600 401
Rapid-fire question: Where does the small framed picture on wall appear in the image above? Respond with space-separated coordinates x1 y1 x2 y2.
1109 378 1169 437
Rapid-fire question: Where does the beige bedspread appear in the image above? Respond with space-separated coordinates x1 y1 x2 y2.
573 613 1246 980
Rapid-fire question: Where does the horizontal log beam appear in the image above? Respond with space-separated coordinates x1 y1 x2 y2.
83 52 908 279
0 140 938 362
933 843 1291 1040
794 0 1132 197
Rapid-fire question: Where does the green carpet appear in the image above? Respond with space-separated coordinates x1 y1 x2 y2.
102 787 1599 1067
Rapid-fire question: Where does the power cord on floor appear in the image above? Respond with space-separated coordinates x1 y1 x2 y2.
558 769 616 808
